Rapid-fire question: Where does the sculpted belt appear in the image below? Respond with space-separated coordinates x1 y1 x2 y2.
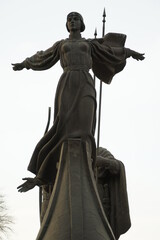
63 65 90 72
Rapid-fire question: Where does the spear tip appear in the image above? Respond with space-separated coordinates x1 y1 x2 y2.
94 28 97 38
103 8 106 18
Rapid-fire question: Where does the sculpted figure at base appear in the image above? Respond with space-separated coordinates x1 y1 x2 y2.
13 12 144 240
96 147 131 239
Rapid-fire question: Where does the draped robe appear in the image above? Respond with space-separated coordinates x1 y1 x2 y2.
24 33 127 184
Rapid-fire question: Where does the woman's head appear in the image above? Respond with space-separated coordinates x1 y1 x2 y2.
66 12 85 32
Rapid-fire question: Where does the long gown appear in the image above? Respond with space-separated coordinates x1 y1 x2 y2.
24 33 127 185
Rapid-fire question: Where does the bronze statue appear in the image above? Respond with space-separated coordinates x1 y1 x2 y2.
96 147 131 239
13 12 144 240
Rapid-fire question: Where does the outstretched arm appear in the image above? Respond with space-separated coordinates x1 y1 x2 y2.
12 40 61 71
126 48 145 61
17 177 44 193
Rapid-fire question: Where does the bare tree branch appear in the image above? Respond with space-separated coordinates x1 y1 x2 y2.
0 195 14 239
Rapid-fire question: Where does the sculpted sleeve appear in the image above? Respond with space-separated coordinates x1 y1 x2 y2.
90 33 128 84
23 40 62 70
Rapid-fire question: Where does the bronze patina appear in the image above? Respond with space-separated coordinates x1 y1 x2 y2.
13 12 144 240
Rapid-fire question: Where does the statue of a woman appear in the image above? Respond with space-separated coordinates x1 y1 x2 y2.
13 12 144 192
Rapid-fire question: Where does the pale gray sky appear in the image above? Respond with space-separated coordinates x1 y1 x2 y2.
0 0 160 239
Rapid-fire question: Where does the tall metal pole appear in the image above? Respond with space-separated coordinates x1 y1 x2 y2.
44 107 51 135
93 28 97 87
39 107 51 223
97 8 106 149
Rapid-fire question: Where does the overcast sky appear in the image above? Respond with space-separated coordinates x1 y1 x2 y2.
0 0 160 239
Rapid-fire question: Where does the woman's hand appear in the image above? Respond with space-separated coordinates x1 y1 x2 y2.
12 62 24 71
17 177 43 192
131 51 145 61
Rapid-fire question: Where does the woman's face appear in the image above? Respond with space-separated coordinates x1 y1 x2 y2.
67 14 81 32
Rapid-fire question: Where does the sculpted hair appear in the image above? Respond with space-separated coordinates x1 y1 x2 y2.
66 12 85 32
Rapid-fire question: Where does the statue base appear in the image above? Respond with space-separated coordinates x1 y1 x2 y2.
36 139 115 240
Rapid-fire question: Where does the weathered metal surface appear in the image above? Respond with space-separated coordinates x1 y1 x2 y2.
36 139 115 240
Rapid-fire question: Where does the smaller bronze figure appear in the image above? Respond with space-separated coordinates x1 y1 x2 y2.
96 147 131 239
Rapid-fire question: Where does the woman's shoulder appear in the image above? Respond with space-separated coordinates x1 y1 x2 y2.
62 37 87 42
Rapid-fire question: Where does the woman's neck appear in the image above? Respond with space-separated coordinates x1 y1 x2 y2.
69 31 82 40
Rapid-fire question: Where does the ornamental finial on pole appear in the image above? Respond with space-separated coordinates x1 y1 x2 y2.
102 8 106 37
94 28 97 39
